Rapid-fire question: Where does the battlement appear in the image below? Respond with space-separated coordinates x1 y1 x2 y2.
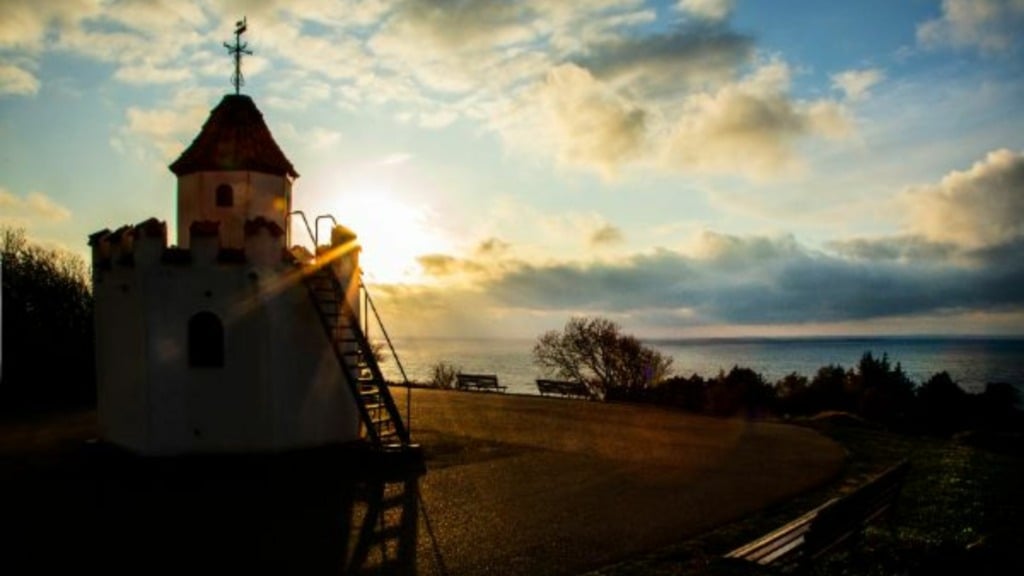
90 216 291 271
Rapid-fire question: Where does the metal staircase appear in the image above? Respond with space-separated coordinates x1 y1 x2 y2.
345 477 419 575
304 265 410 448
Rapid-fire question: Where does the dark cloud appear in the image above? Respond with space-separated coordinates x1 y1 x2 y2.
439 232 1024 325
416 254 460 276
579 24 754 95
589 223 624 246
828 235 957 262
475 237 510 255
387 0 537 49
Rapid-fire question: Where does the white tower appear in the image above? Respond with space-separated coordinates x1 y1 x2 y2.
89 24 411 456
169 93 297 249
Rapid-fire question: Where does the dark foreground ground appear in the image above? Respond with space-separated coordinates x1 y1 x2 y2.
588 414 1024 576
2 388 845 575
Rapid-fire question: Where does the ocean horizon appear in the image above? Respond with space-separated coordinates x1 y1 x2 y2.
379 335 1024 397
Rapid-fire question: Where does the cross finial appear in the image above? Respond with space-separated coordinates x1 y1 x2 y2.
224 18 252 95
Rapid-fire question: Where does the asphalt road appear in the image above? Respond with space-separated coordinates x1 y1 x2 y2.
401 388 845 575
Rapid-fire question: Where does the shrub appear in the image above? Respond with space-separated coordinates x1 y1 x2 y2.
429 361 460 389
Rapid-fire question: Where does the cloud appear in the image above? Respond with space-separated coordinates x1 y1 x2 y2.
580 24 753 96
536 63 648 175
831 68 884 101
118 88 215 160
113 63 192 85
400 228 1024 331
590 224 625 247
675 0 735 22
368 0 543 94
0 63 39 95
906 148 1024 249
0 188 72 227
2 0 861 183
0 0 99 52
828 236 957 263
476 238 510 255
664 60 851 178
917 0 1024 52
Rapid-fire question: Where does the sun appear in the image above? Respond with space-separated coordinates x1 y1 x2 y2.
325 188 450 284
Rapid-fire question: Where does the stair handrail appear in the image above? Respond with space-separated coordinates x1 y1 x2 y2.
290 210 414 441
314 214 338 251
361 279 413 434
288 210 316 249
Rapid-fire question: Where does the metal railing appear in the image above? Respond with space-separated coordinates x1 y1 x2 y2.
288 210 414 435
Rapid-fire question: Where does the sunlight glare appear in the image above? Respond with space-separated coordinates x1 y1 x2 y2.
329 188 449 284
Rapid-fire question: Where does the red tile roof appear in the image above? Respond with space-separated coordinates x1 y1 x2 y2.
169 94 298 178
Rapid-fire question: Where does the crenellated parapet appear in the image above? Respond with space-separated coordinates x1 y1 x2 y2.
89 215 293 273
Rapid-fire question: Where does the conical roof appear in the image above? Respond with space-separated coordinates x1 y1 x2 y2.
169 94 298 178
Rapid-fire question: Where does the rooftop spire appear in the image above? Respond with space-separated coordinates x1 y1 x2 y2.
224 18 252 95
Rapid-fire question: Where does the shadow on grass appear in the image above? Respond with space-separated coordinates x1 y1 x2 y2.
587 420 1024 576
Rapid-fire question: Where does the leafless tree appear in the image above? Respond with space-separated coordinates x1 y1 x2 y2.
532 316 672 400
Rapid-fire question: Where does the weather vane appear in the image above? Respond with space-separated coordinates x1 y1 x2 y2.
224 18 252 95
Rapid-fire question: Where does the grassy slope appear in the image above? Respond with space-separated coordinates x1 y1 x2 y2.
588 418 1024 575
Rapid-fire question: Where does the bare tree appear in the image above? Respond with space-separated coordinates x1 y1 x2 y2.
532 316 672 400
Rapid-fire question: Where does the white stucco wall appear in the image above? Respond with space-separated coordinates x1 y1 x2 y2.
176 171 291 248
92 225 362 455
94 264 149 452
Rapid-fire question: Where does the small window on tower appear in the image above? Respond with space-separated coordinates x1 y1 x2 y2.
188 311 225 368
215 184 234 207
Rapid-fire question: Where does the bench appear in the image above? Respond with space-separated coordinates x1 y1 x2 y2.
456 373 506 393
536 379 592 399
724 459 910 570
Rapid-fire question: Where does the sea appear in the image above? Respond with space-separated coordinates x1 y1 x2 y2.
378 337 1024 396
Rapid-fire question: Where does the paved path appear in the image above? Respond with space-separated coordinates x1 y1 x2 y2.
403 388 845 575
0 391 844 575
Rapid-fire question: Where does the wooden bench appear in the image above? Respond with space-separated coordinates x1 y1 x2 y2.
456 373 506 393
724 459 910 570
536 379 592 399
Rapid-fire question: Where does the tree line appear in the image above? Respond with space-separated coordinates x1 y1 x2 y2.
1 227 95 413
533 316 1021 436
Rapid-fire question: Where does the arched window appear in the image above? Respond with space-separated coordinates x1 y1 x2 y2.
215 184 234 207
188 311 224 367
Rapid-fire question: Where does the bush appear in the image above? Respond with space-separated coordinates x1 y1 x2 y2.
1 227 95 411
429 361 460 389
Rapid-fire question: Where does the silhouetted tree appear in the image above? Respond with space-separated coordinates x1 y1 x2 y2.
850 352 915 428
976 382 1022 432
775 372 811 416
649 374 707 412
915 371 968 435
532 316 673 400
1 227 95 411
706 366 774 418
807 364 851 412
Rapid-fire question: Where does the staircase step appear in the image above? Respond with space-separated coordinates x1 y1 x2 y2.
304 272 409 448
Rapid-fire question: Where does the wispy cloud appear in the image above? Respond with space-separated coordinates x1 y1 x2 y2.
664 59 851 178
674 0 735 22
831 68 885 101
917 0 1024 53
0 188 72 226
0 63 39 95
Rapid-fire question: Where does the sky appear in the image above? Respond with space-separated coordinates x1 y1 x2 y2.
1 0 1023 339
